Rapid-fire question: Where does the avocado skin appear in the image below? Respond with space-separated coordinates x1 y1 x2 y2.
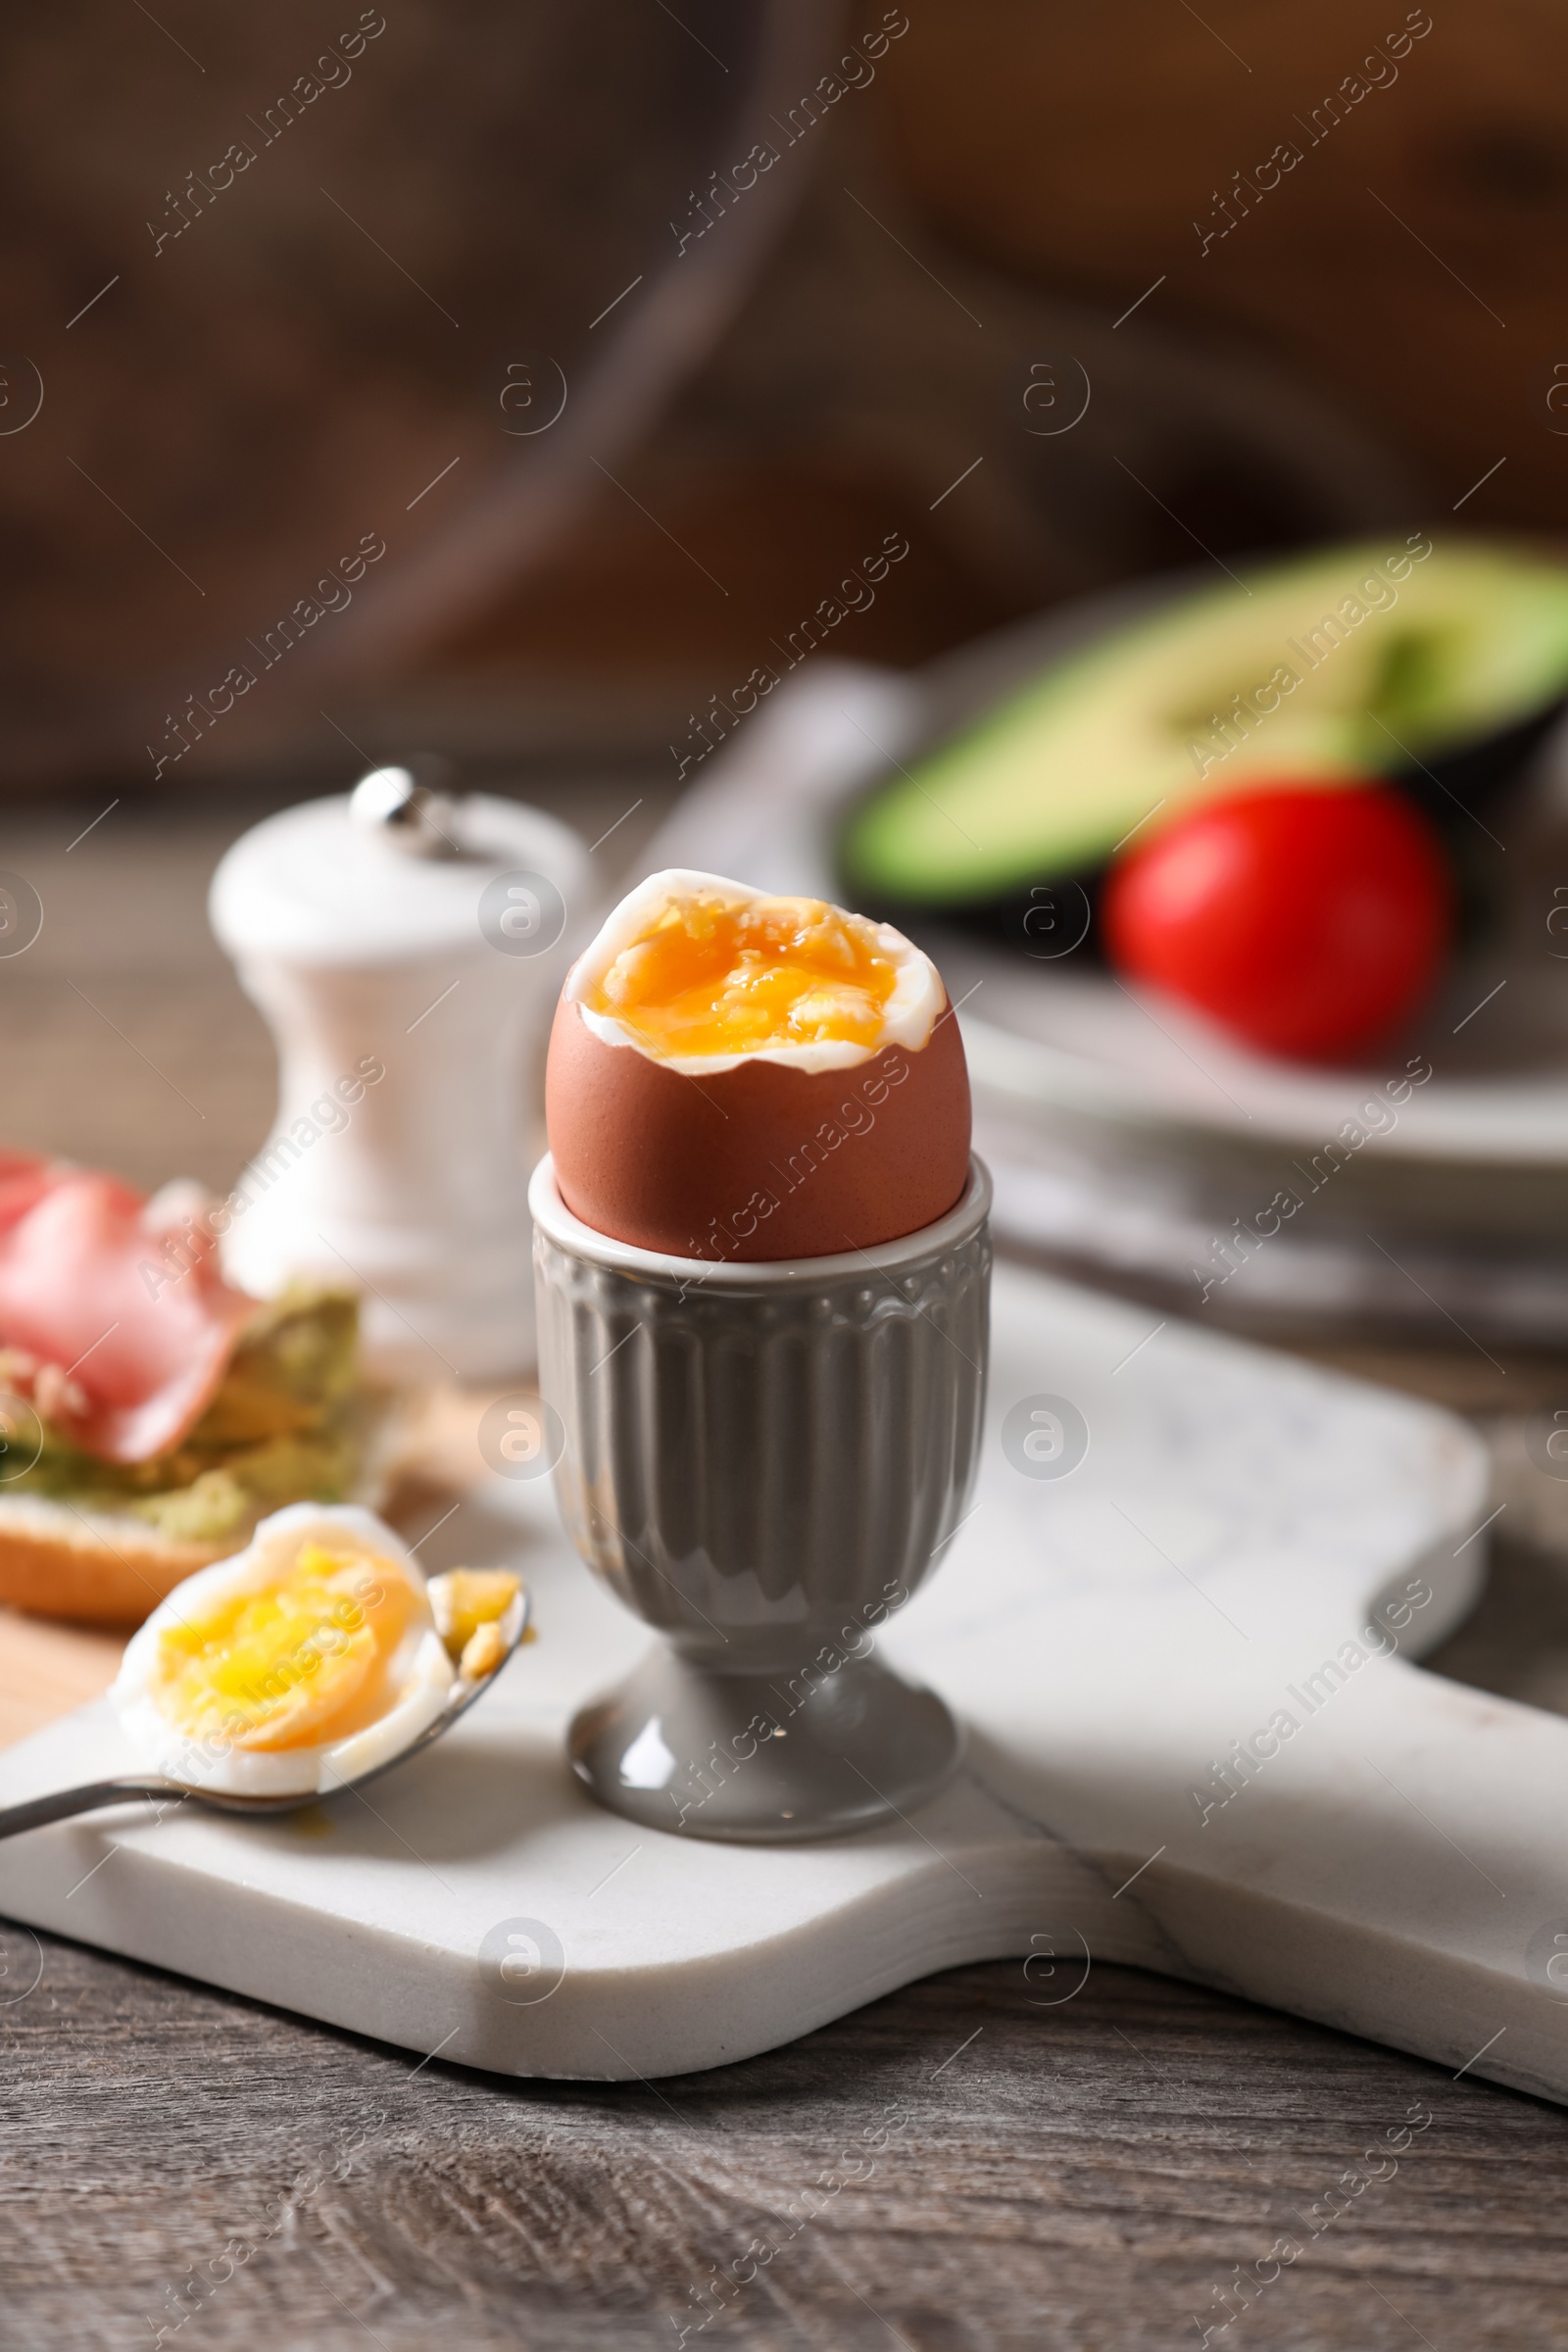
841 861 1113 972
840 705 1553 973
1397 697 1564 814
841 538 1568 927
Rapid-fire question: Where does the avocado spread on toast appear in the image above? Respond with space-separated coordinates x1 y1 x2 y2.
1 1288 371 1543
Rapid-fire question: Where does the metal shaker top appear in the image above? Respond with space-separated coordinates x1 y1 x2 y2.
209 787 589 966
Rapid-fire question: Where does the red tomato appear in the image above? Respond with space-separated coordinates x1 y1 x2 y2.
1101 782 1453 1060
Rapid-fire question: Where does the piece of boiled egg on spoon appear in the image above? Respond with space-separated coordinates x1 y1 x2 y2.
0 1503 526 1837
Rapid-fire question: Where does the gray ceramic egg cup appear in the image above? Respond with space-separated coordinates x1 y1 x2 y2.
529 1154 992 1842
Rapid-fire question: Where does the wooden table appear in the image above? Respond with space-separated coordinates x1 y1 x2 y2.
3 785 1567 2350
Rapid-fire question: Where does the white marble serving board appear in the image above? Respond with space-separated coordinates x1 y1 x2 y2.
2 1264 1558 2098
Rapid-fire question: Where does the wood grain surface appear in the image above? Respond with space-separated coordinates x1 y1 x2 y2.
875 0 1568 531
3 1931 1568 2351
5 789 1568 2349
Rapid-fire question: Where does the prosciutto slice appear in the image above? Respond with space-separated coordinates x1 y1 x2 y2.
0 1154 256 1464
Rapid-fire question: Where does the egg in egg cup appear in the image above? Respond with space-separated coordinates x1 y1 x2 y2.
532 872 992 1842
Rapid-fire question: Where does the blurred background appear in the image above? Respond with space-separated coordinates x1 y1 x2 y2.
13 0 1568 779
6 0 1568 1432
14 0 1568 798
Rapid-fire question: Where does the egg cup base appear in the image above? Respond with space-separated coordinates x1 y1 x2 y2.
566 1647 963 1843
531 1152 991 1845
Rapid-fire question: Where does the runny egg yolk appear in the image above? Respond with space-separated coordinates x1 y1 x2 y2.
146 1542 416 1752
583 890 900 1059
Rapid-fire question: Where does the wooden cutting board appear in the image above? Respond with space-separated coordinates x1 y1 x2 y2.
3 1261 1553 2098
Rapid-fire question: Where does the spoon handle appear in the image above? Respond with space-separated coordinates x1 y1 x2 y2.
0 1779 184 1839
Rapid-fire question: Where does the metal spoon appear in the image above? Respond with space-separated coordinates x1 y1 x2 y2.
0 1592 529 1838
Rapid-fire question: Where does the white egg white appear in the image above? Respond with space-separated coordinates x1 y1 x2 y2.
565 867 945 1076
110 1501 455 1797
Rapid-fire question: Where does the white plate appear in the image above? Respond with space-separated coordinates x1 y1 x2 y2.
634 637 1568 1333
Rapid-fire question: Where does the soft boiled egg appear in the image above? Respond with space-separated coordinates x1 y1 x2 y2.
545 869 972 1259
111 1501 457 1797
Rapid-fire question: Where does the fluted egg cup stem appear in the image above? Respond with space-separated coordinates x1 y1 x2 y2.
530 1153 992 1842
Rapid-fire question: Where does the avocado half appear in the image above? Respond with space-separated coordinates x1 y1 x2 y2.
840 537 1568 939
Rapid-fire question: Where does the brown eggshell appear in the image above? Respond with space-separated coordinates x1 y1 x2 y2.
546 994 972 1260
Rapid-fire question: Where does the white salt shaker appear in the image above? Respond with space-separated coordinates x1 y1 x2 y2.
210 773 590 1382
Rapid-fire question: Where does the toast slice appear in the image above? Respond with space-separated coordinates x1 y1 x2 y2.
0 1388 407 1626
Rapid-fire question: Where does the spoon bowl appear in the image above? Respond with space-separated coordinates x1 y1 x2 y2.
0 1590 529 1840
